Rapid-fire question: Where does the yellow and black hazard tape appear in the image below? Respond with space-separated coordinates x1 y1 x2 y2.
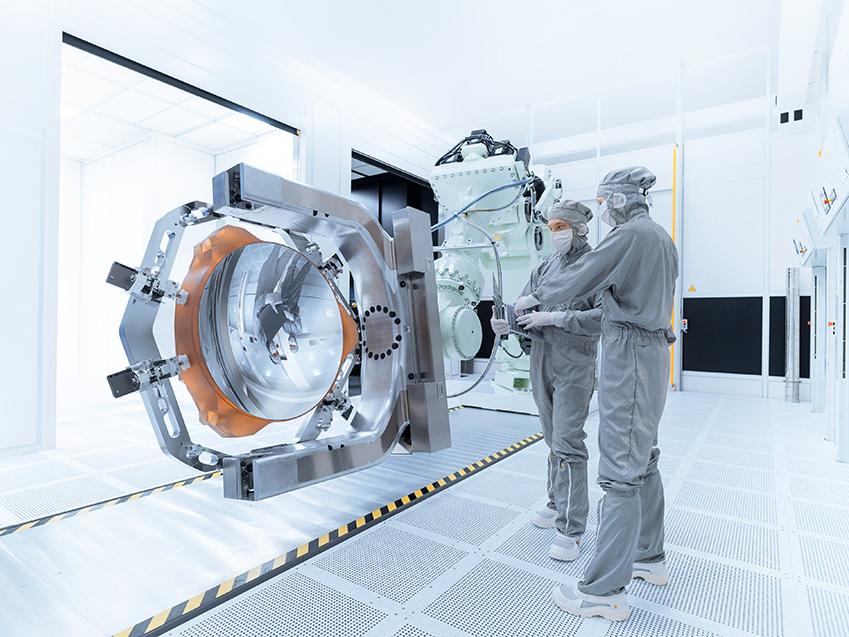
0 406 468 538
114 429 544 637
0 471 221 537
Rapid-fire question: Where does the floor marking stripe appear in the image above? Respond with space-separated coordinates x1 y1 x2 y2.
183 592 205 614
146 609 171 632
216 580 234 597
0 471 220 536
114 408 545 637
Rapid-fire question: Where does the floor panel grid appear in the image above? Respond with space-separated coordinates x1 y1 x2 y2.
631 551 784 637
313 525 468 604
806 586 849 637
685 461 776 494
177 571 387 637
789 476 849 510
799 537 849 588
391 493 521 546
423 558 585 637
674 481 778 525
11 391 849 637
665 508 781 570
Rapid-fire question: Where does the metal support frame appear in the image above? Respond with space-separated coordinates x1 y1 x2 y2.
111 164 450 500
785 267 801 402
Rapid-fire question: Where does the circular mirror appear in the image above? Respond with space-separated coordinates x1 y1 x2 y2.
197 241 344 421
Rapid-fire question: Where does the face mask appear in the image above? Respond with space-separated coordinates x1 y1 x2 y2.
599 200 616 227
551 229 573 253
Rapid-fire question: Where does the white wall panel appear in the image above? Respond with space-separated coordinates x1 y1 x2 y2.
71 138 212 402
683 128 766 180
57 158 82 408
598 145 674 190
682 176 766 296
0 136 47 450
769 129 817 294
549 158 596 197
214 133 297 182
0 1 59 454
308 100 343 194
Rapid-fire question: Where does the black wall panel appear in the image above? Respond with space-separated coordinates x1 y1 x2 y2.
682 297 762 374
474 300 496 359
351 174 439 238
768 295 811 379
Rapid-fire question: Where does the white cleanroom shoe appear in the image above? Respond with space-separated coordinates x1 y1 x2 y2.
531 507 556 528
551 583 630 621
632 560 669 586
548 531 580 561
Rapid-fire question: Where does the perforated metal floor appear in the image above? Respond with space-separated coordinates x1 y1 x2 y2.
171 393 849 637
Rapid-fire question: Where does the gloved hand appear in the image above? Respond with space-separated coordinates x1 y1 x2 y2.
490 308 510 336
514 295 540 313
517 311 555 330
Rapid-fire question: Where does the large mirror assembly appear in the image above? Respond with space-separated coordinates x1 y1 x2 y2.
106 164 450 501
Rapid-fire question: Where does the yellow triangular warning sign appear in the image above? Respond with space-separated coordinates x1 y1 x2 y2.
687 284 696 293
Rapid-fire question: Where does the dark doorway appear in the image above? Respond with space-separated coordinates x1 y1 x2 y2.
348 152 438 395
350 151 438 236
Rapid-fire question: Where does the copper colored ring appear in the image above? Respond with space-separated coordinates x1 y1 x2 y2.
174 225 358 437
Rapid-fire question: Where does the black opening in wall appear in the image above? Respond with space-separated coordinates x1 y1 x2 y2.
682 297 763 375
348 152 438 394
350 151 438 237
768 295 811 379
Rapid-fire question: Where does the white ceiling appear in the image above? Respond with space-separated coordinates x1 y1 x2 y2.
61 44 280 161
351 158 387 180
204 0 781 137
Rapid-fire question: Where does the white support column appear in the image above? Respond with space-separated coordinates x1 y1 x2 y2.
761 53 773 398
672 62 685 391
0 2 60 455
826 246 840 441
811 265 827 412
837 237 849 461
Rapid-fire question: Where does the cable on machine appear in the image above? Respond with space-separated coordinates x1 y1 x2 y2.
431 178 534 398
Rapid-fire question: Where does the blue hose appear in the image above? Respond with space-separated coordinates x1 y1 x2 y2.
431 177 534 232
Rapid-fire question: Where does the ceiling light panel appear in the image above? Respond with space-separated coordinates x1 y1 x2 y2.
181 96 235 121
61 44 87 68
221 112 272 134
139 105 206 137
63 111 146 148
59 133 110 161
76 54 144 88
178 121 254 151
61 68 124 109
96 89 172 124
134 77 193 105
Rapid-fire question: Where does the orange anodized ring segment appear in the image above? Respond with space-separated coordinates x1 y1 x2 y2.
174 225 358 437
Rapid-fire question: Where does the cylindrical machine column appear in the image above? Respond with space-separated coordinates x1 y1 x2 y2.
811 266 827 413
785 267 801 403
